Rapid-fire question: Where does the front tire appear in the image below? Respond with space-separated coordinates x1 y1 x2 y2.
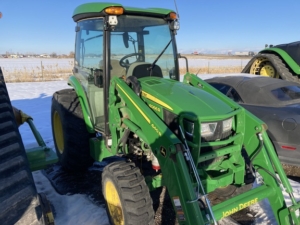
51 89 93 171
102 161 154 225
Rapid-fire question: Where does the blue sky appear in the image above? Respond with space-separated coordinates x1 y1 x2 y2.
0 0 299 55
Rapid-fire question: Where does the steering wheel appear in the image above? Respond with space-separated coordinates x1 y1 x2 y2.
119 53 143 68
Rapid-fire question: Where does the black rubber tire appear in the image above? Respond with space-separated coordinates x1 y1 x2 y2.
0 67 51 225
242 53 299 82
51 89 94 171
102 161 154 225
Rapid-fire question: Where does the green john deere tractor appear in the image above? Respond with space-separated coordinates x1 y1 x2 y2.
242 41 300 82
50 2 300 225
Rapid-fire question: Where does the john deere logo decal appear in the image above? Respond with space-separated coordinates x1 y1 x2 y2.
160 147 166 157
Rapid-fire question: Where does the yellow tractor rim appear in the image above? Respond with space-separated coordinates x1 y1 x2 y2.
250 57 279 78
260 63 276 77
105 180 124 225
53 111 64 154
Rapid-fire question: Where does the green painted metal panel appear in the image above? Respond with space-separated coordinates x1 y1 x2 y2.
140 77 234 120
73 2 174 18
25 118 58 171
212 185 273 220
261 47 300 74
73 2 122 16
89 137 113 161
68 76 94 133
26 146 58 171
145 175 162 191
122 6 173 15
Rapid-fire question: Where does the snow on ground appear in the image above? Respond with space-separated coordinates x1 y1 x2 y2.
33 170 109 225
178 58 250 68
0 58 249 72
0 58 73 72
5 80 300 224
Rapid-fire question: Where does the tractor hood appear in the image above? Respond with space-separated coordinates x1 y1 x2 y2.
140 77 234 120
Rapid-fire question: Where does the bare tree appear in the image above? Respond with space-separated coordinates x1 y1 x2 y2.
69 51 75 58
50 52 57 58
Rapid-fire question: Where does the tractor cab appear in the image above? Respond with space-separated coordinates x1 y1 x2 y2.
73 4 180 132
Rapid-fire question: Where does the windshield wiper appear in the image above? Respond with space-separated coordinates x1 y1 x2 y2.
147 38 173 76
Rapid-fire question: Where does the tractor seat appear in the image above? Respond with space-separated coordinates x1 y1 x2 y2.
99 59 126 78
127 62 163 79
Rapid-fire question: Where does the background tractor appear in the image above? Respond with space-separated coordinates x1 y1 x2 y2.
0 67 55 225
49 3 300 224
242 41 300 82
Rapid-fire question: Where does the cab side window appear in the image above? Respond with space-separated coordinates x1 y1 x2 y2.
75 19 104 70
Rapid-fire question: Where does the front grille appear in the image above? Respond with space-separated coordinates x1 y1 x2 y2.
163 110 234 144
201 119 233 142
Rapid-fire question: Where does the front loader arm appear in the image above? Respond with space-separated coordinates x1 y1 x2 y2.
184 72 300 224
109 77 207 225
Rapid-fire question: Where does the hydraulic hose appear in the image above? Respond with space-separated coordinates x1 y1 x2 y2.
249 133 284 187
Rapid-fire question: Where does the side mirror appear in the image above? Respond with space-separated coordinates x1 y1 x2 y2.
123 32 129 48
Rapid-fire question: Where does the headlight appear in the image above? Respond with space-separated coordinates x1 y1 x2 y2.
183 119 194 137
201 122 217 137
222 117 233 133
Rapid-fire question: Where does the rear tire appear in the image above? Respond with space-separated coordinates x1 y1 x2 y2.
51 89 94 171
102 161 154 225
242 53 298 82
0 67 53 225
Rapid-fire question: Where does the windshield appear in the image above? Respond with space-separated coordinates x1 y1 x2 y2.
271 85 300 101
110 15 178 79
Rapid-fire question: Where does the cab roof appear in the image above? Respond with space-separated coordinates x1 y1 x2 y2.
73 2 175 22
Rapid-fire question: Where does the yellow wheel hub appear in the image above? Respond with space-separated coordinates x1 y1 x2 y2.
250 57 279 78
260 63 276 77
105 180 124 225
53 111 64 154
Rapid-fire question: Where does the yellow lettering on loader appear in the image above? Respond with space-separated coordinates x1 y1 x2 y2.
222 198 258 218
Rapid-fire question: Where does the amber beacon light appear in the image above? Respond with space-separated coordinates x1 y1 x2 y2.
105 7 124 15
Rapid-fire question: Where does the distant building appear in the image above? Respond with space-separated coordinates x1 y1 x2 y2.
40 54 50 58
235 51 255 56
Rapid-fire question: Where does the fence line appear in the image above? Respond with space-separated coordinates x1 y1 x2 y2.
0 58 246 82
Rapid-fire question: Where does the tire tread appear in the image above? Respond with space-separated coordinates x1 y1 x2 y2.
102 161 154 225
0 68 46 225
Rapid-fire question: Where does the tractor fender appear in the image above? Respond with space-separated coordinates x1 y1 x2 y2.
259 48 300 75
67 76 94 133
